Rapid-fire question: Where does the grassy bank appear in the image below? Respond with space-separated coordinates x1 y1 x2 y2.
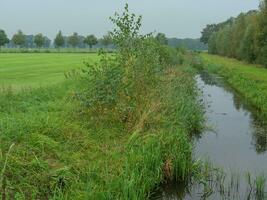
0 6 205 199
0 53 98 89
200 53 267 118
0 64 203 199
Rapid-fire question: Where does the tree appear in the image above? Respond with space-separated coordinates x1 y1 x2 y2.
0 29 9 50
68 32 79 48
12 30 26 48
208 33 217 54
100 32 113 48
240 24 257 63
230 13 247 58
54 31 64 49
84 34 98 49
257 0 267 66
34 33 45 49
205 7 262 64
155 33 168 45
200 24 220 44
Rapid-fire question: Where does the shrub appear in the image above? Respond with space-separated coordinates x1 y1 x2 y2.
80 4 183 129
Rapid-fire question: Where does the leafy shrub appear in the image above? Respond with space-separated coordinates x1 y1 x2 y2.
80 51 123 115
80 4 184 128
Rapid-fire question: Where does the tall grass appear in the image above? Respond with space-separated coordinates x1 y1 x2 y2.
187 162 267 199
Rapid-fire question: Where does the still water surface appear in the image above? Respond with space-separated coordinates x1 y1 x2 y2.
153 71 267 199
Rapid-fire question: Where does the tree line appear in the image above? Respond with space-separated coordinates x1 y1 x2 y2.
0 30 113 49
0 28 207 51
201 0 267 66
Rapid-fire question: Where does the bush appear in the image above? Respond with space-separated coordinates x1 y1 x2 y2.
80 51 123 115
80 4 184 129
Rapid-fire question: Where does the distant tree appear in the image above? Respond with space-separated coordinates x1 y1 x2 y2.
208 33 217 54
68 32 79 48
200 24 220 44
84 34 98 49
230 13 247 58
100 32 113 48
12 30 26 48
240 24 257 62
34 33 45 49
44 37 51 48
0 29 9 50
257 0 267 66
155 33 168 45
54 31 65 49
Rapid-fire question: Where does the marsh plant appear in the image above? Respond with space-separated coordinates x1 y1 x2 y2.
185 162 267 200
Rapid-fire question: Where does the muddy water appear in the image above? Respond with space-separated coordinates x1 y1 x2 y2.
153 71 267 199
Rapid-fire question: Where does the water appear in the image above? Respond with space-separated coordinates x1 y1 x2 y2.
153 71 267 199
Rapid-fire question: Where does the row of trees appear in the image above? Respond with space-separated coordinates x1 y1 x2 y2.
0 30 113 49
201 0 267 66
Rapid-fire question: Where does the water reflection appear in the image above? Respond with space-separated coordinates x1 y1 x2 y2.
198 71 267 154
153 71 267 199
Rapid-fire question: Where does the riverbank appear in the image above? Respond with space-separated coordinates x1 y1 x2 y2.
200 53 267 119
154 59 267 199
0 64 203 199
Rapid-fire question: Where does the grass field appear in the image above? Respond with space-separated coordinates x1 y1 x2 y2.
0 53 98 89
200 53 267 117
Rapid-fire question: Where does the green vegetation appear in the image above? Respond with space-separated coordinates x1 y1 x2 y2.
0 30 9 50
168 38 207 51
54 31 65 49
0 4 204 200
0 64 202 199
34 33 46 49
99 32 113 48
12 30 26 48
84 35 98 49
155 33 168 45
0 53 98 89
188 162 266 199
200 53 267 118
67 33 79 48
201 0 267 66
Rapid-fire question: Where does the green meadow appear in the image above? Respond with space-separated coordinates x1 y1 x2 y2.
0 53 98 89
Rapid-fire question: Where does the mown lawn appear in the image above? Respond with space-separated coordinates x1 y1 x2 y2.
0 53 98 89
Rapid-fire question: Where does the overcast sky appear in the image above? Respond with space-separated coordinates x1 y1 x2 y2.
0 0 259 39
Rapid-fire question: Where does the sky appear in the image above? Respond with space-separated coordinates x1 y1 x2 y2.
0 0 260 39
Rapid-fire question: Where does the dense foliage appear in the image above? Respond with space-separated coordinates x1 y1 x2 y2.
67 32 79 48
12 30 26 48
80 4 185 129
202 0 267 66
0 29 9 49
54 31 65 49
34 33 46 49
84 34 98 48
0 4 204 200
